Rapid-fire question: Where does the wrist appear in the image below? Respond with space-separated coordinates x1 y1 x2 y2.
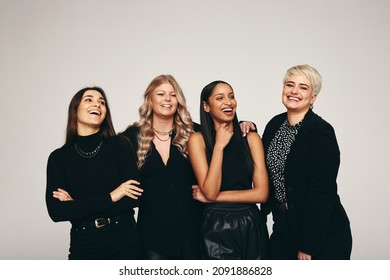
213 145 225 152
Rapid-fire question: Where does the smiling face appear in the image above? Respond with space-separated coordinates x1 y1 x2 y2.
150 82 178 120
203 82 237 125
282 74 317 114
76 90 107 135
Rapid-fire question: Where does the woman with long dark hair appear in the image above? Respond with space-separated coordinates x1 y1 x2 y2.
46 87 143 259
188 80 269 259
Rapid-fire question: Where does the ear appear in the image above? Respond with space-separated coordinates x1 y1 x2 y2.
203 101 210 113
310 94 317 105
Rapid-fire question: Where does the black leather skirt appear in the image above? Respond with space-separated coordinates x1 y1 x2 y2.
201 202 269 260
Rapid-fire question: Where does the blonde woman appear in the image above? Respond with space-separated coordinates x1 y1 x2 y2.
262 65 352 259
121 75 255 259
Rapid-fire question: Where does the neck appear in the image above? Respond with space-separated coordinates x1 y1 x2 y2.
213 120 233 132
77 125 100 136
153 116 174 132
287 109 309 125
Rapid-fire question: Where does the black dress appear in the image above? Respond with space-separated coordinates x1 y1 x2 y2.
121 126 204 259
46 131 141 259
201 134 269 260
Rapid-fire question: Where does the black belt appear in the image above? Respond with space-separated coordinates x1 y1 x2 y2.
72 212 133 231
273 202 289 213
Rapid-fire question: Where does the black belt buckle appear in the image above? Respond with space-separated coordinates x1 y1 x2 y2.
94 217 111 228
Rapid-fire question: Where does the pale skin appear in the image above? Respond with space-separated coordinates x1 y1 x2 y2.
283 74 318 260
282 74 317 125
53 90 143 203
188 83 268 204
150 82 178 166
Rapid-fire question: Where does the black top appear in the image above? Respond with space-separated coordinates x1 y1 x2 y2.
120 125 203 256
219 134 252 192
46 131 140 224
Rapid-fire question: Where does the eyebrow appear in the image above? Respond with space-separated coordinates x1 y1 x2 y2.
286 81 311 88
214 91 234 96
155 90 175 94
83 95 105 100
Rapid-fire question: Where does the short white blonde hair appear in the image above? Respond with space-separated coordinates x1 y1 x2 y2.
283 64 322 96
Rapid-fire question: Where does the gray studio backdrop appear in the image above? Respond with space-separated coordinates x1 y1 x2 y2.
1 0 389 259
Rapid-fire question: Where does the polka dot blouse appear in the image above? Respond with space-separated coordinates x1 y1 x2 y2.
266 118 303 203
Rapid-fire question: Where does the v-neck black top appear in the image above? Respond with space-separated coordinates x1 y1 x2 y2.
121 125 203 256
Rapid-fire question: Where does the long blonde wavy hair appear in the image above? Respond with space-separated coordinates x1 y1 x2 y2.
133 75 194 168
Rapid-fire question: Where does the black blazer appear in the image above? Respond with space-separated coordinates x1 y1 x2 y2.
261 110 351 256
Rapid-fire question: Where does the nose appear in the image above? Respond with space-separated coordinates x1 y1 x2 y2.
165 94 171 101
224 97 232 105
291 85 299 94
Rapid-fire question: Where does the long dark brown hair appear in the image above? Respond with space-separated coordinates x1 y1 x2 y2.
200 80 254 176
63 86 116 146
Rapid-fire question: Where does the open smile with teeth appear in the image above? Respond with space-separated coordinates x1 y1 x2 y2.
161 104 172 108
222 108 234 114
288 96 301 101
89 110 101 115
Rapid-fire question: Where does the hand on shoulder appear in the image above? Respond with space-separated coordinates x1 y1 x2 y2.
246 131 262 142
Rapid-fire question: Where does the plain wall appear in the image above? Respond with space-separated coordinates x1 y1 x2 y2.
0 0 389 259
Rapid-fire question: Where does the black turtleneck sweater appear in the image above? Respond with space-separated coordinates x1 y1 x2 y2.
46 131 140 224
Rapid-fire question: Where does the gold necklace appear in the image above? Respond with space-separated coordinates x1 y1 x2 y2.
154 132 171 142
153 127 173 136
